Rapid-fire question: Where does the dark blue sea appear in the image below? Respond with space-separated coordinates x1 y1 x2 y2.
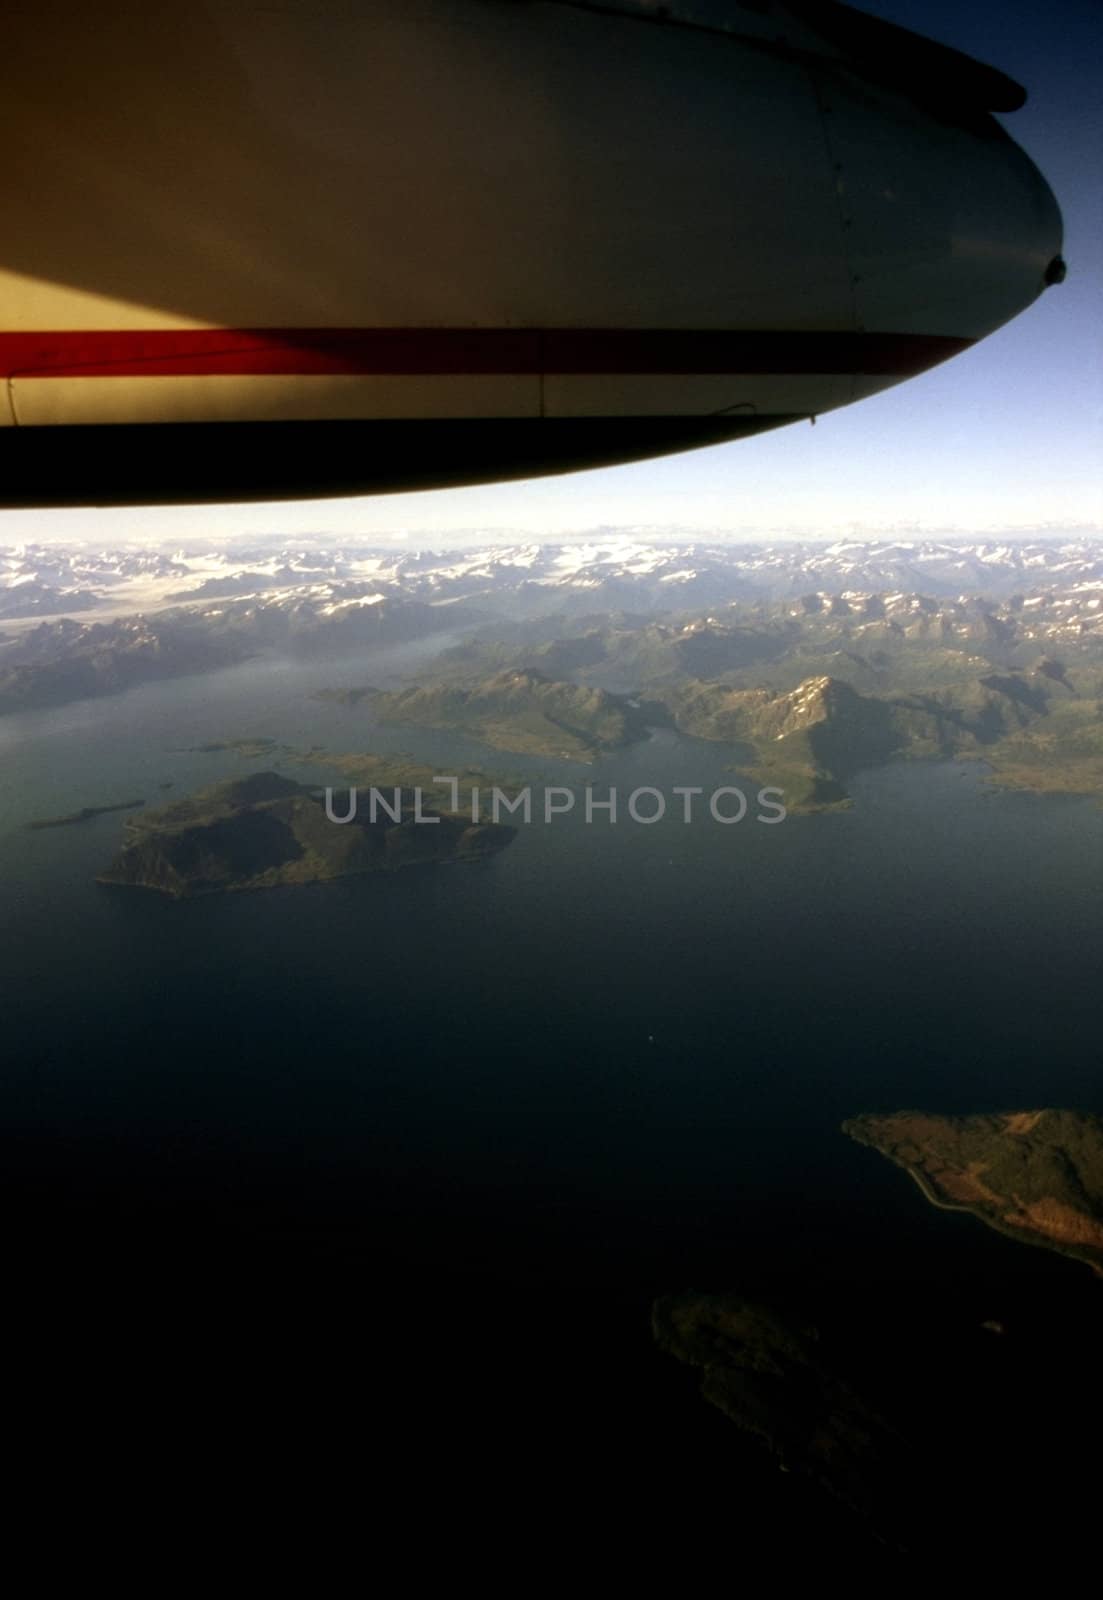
2 644 1100 1566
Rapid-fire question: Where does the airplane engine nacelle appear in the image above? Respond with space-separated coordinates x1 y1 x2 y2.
0 0 1063 505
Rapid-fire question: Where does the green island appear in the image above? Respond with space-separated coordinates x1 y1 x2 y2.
652 1293 922 1542
653 1286 947 1548
163 731 521 811
668 674 888 809
295 749 524 809
970 699 1103 797
28 798 146 830
315 669 652 762
97 769 515 898
845 1109 1103 1277
173 737 290 759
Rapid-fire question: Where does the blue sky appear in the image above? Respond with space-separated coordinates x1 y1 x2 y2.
4 0 1100 548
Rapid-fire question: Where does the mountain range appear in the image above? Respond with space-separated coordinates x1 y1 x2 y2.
4 541 1101 804
4 536 1101 625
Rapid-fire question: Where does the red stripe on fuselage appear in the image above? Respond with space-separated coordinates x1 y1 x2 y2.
0 328 971 378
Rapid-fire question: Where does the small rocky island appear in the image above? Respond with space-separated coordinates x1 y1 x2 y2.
653 1292 917 1533
845 1109 1103 1276
97 770 515 898
29 798 146 830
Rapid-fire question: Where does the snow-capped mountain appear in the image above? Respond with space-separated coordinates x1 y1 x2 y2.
2 535 1101 717
3 536 1102 626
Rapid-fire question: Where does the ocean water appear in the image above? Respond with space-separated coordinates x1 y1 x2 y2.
2 648 1101 1559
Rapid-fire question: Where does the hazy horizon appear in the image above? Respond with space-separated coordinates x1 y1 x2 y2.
4 521 1101 554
